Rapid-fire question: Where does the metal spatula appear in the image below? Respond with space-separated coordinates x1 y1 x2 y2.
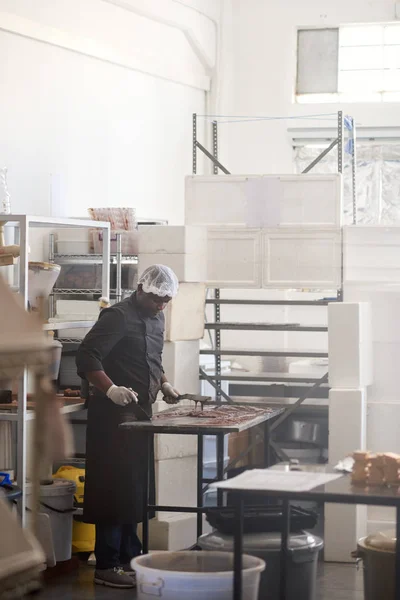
177 394 211 410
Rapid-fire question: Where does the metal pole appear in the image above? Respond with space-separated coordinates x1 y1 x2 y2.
49 234 55 319
116 232 122 302
196 435 203 539
216 433 225 506
192 113 197 175
17 216 29 526
351 118 357 225
102 225 111 299
338 111 344 174
279 499 290 600
212 120 223 405
233 494 244 600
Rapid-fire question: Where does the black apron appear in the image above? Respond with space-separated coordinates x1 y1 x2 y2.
76 293 164 524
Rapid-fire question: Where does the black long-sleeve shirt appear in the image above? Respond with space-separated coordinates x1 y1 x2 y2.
76 293 164 406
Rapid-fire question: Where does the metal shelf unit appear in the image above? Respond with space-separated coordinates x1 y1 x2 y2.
49 232 137 307
0 215 110 526
192 113 351 465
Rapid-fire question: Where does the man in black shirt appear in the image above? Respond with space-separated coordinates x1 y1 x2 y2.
76 264 179 589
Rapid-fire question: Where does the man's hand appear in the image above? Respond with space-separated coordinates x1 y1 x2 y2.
161 382 180 405
106 385 138 407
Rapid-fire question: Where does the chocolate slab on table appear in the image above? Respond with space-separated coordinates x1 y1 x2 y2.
120 403 284 435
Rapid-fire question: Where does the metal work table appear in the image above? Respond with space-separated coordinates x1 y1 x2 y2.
213 464 400 600
119 405 284 553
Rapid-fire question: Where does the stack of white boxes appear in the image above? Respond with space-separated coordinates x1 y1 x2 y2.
185 174 342 290
344 226 400 534
137 225 208 550
325 301 372 561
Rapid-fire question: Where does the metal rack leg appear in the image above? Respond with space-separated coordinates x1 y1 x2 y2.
396 506 400 600
217 433 225 506
280 499 290 600
197 434 203 540
142 434 151 554
233 494 244 600
264 421 271 468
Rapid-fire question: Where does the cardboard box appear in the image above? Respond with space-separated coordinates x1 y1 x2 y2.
164 283 206 341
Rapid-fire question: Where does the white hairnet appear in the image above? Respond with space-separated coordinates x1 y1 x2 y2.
138 264 179 298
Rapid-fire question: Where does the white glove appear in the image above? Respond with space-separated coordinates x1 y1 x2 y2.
161 382 180 405
106 385 138 407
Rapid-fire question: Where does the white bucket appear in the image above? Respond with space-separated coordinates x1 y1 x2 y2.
132 551 265 600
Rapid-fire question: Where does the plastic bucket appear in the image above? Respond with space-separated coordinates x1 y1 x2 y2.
199 530 323 600
132 551 265 600
26 478 76 562
355 532 396 600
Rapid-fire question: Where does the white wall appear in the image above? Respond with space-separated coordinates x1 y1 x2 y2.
219 0 398 174
0 0 219 223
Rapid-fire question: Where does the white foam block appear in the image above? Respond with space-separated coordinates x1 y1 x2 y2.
156 456 197 509
139 253 207 283
164 283 206 341
137 513 212 551
152 400 198 461
344 225 400 283
328 302 372 388
328 388 366 466
368 342 400 402
368 402 400 453
162 341 200 394
138 225 207 255
324 504 367 563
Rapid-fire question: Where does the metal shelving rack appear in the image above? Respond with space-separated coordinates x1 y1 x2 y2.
193 111 355 463
49 232 138 313
0 215 110 525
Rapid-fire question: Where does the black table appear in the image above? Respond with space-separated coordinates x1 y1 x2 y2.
119 405 283 552
213 464 400 600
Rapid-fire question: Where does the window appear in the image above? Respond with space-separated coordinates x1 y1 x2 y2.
296 24 400 103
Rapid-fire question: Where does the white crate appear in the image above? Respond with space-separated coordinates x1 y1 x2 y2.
138 225 207 255
162 341 200 394
344 226 400 283
185 175 253 227
139 253 207 283
164 283 206 341
328 302 372 388
328 388 366 465
57 241 91 255
155 456 197 509
262 229 341 289
185 175 342 228
367 402 400 453
207 228 262 288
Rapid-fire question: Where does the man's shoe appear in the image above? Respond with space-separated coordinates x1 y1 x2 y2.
121 563 137 577
94 567 135 588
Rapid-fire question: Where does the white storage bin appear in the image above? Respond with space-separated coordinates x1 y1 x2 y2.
262 229 341 289
368 342 400 402
185 175 254 227
138 225 207 255
49 316 95 339
139 253 207 283
164 283 206 341
162 341 200 394
137 513 211 551
207 228 262 288
344 226 400 283
185 175 342 228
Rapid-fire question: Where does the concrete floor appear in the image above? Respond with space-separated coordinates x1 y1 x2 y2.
35 562 364 600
